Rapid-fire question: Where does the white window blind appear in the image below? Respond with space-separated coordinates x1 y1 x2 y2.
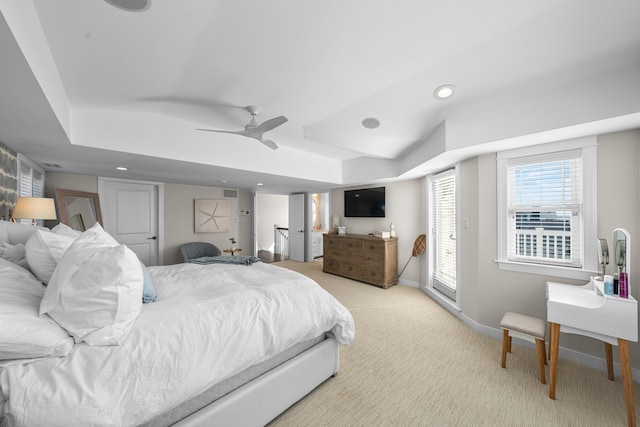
506 150 582 267
432 170 456 293
17 154 45 225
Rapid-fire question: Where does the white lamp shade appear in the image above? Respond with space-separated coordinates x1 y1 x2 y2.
13 197 57 220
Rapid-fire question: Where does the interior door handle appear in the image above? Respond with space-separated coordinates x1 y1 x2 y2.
147 236 157 240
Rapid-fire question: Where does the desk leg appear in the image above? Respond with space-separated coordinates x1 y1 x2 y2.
604 342 614 381
549 322 560 400
618 339 635 427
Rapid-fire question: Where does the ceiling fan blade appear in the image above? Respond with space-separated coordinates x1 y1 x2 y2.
196 128 247 136
261 139 279 150
256 115 288 133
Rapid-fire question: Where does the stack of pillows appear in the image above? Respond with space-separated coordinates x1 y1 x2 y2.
0 221 156 362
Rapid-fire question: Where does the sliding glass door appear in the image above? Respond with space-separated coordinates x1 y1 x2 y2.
431 169 457 301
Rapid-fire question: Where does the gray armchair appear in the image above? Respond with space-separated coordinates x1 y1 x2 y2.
179 242 222 263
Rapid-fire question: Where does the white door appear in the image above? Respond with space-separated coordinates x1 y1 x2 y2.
99 179 161 266
430 169 457 301
289 193 305 262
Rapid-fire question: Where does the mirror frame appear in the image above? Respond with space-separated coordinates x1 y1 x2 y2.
613 227 631 280
55 188 103 229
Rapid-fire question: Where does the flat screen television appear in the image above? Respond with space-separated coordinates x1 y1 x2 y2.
344 187 385 218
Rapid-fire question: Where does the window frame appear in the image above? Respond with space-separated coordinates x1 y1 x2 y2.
496 136 598 280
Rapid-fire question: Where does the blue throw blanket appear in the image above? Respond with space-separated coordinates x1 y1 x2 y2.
189 255 261 266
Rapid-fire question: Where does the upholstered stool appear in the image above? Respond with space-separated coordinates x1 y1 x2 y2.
500 312 547 384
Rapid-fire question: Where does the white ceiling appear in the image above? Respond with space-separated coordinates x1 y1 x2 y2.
1 0 640 192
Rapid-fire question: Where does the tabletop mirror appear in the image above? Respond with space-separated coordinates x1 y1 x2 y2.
55 189 103 231
613 228 630 279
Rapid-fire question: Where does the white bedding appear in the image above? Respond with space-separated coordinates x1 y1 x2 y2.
0 262 354 427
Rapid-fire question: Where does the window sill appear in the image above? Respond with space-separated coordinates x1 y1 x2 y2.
496 260 599 281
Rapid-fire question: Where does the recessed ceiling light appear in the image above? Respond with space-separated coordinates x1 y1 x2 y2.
104 0 151 12
256 183 263 186
361 117 380 129
115 166 128 171
434 84 455 100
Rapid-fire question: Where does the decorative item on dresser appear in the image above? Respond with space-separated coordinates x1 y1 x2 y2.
323 233 398 288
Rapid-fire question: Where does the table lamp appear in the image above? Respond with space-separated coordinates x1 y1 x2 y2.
12 197 57 226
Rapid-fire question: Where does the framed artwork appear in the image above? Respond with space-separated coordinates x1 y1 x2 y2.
194 199 230 233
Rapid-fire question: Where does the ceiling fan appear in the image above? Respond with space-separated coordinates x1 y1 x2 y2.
196 105 287 150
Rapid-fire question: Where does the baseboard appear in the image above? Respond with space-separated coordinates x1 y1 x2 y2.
398 278 419 288
420 286 640 383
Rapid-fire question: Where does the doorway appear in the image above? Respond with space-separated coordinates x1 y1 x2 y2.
255 192 289 263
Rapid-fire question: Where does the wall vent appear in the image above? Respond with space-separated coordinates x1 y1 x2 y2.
224 189 238 198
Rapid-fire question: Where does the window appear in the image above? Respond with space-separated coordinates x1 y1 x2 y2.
497 137 597 279
16 153 46 225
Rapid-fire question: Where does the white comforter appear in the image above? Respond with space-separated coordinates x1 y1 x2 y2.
0 262 354 427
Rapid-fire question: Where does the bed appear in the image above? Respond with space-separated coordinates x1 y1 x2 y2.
0 220 354 426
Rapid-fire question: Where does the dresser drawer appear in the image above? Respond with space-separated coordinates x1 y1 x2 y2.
324 246 348 258
340 239 363 252
339 261 364 280
324 236 341 248
362 266 385 284
323 257 340 274
362 240 386 254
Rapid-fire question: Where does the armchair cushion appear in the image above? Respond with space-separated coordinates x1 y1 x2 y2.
179 242 222 263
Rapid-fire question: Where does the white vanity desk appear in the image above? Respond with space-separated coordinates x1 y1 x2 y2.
547 279 638 426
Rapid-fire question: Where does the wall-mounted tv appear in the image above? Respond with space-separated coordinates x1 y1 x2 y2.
344 187 385 218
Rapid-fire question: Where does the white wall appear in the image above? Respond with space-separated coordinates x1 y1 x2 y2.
163 184 242 265
454 129 640 366
330 179 425 286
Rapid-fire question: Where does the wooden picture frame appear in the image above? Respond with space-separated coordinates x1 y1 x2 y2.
55 188 103 231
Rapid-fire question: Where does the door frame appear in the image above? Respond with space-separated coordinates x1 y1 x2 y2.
98 177 165 265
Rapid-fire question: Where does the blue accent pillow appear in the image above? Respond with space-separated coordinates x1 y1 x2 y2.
140 261 156 303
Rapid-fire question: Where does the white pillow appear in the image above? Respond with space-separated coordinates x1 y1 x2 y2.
51 222 82 238
0 219 45 245
25 230 75 283
40 223 143 346
0 258 73 360
0 242 29 270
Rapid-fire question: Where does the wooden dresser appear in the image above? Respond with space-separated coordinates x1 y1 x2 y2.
322 234 398 288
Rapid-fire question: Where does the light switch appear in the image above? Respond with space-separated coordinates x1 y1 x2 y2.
463 217 469 229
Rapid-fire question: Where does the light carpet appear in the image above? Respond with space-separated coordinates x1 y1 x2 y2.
268 260 640 427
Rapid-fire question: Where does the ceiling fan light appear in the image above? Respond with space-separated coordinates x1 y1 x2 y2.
434 84 455 100
362 117 380 129
104 0 151 12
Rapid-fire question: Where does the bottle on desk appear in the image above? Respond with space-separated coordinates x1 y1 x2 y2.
619 271 629 298
604 275 614 295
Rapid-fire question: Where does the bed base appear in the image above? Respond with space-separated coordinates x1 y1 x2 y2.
173 335 339 427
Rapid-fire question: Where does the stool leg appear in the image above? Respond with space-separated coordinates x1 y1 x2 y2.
501 329 509 368
535 338 546 384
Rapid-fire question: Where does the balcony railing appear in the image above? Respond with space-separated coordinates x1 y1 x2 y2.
274 226 289 260
512 227 571 261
